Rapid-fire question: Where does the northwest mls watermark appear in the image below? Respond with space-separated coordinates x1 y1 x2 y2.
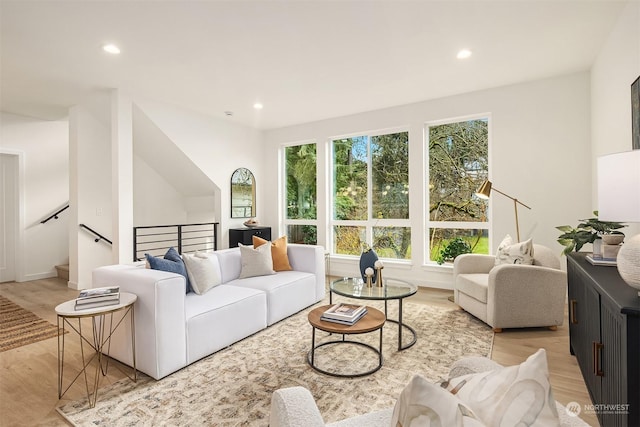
565 401 630 417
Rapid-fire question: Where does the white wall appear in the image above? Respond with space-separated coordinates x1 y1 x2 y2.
0 112 69 281
133 153 188 225
264 72 592 288
112 90 134 265
69 95 113 289
591 0 640 237
134 100 263 248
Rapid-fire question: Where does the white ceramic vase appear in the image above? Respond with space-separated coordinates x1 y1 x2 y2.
617 233 640 297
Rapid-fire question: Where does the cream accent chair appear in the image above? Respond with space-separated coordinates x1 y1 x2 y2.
453 244 566 332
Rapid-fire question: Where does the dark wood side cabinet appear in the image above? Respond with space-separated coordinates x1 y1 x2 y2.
229 227 271 248
567 253 640 427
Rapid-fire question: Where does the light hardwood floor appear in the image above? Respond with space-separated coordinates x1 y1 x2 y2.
0 278 598 426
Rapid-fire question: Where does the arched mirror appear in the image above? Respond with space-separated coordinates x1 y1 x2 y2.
231 168 256 218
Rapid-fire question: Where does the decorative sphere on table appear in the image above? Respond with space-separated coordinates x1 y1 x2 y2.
359 247 379 284
617 234 640 296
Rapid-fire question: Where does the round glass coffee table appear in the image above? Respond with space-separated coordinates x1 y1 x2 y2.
330 277 418 350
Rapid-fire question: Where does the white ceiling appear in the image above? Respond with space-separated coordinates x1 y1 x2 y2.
0 0 627 130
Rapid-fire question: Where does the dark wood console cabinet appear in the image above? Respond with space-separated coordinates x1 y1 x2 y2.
567 253 640 427
229 227 271 248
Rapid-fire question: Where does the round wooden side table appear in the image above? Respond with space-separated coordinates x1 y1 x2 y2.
307 304 385 377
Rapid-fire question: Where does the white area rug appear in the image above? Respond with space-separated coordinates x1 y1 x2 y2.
57 299 493 426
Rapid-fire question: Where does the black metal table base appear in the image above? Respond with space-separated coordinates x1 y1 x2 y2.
386 318 417 350
307 329 383 378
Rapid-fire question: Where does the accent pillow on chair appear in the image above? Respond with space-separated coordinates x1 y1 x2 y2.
391 374 485 427
445 348 561 427
494 235 534 266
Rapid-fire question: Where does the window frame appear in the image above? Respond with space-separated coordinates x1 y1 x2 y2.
329 127 411 260
281 140 319 245
424 113 491 265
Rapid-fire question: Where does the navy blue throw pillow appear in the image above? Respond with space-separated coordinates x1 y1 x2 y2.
145 247 191 293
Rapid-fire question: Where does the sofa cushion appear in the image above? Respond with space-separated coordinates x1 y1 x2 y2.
495 235 534 266
446 348 561 427
456 274 489 303
253 235 293 272
391 374 485 426
185 285 267 363
227 271 317 325
239 243 276 279
146 247 191 293
214 248 242 283
182 251 222 295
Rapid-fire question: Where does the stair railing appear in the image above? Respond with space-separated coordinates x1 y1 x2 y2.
133 222 219 261
79 224 113 244
41 203 70 224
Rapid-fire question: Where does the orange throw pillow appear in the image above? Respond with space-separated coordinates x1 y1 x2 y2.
252 235 293 272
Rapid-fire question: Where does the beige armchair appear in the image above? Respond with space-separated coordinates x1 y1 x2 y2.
453 244 566 332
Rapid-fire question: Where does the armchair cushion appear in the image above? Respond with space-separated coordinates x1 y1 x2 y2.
456 274 489 303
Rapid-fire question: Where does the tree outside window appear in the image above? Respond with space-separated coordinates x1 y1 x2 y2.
332 131 410 259
285 143 317 244
427 118 489 262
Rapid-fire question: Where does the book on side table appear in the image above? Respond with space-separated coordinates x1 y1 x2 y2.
585 254 617 266
75 286 120 310
321 303 367 325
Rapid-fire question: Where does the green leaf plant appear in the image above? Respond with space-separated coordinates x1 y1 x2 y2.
556 211 626 256
436 237 472 265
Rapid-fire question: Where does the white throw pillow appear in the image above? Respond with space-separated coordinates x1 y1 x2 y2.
391 375 486 427
446 349 561 427
182 251 222 295
238 243 275 279
494 235 534 266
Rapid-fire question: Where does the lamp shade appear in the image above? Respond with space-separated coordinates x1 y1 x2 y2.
475 180 492 200
597 150 640 296
597 150 640 222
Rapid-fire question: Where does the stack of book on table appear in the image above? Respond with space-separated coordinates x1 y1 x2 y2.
75 286 120 310
321 303 367 325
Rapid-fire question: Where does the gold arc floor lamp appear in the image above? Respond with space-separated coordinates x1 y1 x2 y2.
475 180 532 242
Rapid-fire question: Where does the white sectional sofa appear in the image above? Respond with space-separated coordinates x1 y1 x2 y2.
92 243 325 380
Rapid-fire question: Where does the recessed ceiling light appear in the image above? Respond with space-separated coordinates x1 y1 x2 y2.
457 49 472 59
224 111 233 116
253 103 263 110
103 44 121 54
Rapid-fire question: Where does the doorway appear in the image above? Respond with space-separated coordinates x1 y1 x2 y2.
0 153 19 282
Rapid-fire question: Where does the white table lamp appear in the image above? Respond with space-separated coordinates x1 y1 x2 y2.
597 150 640 296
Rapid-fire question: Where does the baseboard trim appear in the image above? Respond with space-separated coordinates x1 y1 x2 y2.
21 271 57 282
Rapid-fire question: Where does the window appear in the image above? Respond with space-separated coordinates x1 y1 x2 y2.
284 143 317 244
332 131 410 259
427 117 489 263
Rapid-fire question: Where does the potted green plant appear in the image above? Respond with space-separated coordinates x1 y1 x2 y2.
436 237 472 264
556 211 626 255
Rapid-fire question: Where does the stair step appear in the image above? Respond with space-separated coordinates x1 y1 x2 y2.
55 264 69 280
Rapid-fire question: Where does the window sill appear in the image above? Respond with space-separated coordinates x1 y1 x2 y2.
421 262 454 273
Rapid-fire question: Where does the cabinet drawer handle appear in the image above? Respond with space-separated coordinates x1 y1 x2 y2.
594 342 604 377
570 299 578 324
